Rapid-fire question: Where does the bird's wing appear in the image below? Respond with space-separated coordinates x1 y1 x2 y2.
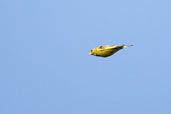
104 45 122 49
98 45 114 49
105 46 117 49
97 46 116 51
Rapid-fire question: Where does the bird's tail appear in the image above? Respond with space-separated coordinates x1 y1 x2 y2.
122 45 133 48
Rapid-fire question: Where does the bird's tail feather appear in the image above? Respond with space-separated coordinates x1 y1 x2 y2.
123 45 133 48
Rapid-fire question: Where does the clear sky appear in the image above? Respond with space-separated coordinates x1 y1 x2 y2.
0 0 171 114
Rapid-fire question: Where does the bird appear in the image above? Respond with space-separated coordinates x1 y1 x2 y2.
89 45 133 57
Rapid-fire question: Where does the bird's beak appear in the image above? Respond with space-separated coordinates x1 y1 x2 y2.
88 52 92 55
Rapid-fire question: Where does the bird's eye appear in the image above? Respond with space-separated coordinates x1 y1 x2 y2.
91 50 93 52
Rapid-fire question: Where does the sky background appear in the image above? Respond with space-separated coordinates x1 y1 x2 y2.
0 0 171 114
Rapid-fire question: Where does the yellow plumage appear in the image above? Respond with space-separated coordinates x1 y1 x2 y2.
89 45 133 57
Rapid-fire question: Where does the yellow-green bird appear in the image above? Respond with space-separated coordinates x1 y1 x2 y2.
89 45 133 57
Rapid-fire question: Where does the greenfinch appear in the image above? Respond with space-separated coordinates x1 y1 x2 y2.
89 45 133 57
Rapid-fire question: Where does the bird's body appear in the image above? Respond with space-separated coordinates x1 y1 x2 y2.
89 45 133 57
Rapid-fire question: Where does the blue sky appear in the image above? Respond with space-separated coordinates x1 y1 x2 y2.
0 0 171 114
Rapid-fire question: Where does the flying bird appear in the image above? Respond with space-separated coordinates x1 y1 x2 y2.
89 45 133 57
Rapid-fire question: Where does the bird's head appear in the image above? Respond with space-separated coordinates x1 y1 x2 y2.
89 49 95 55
